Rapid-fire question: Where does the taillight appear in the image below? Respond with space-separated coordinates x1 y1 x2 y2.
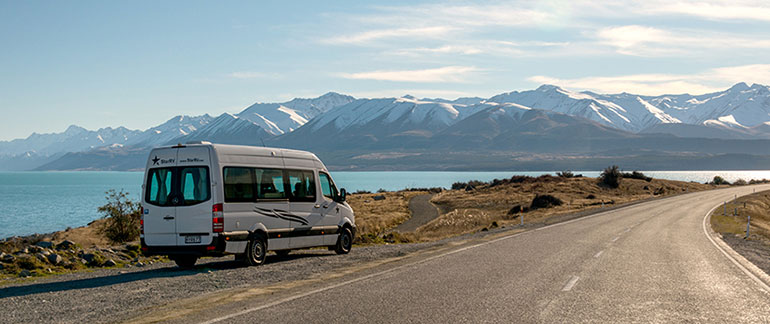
213 203 224 232
139 205 144 235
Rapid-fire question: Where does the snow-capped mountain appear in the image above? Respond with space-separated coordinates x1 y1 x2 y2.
485 83 770 133
127 114 214 146
237 92 355 135
0 125 142 157
274 95 491 149
169 113 273 146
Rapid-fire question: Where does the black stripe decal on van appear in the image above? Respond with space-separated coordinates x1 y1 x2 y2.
266 226 339 239
253 207 309 225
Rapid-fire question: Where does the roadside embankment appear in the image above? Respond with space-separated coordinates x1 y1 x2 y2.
709 190 770 274
349 174 715 242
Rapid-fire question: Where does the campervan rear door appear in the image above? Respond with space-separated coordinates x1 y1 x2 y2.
143 147 178 246
175 146 214 246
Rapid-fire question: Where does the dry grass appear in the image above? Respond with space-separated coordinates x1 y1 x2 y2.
50 219 113 248
710 191 770 243
347 191 427 242
418 176 711 241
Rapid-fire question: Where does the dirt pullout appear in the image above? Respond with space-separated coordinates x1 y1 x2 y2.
393 194 439 233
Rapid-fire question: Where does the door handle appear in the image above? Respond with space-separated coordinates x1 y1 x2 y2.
314 204 321 208
163 215 175 220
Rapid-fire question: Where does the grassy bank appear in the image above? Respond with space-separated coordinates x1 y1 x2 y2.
710 190 770 243
349 174 714 242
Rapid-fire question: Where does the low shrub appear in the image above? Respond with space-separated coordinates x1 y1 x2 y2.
98 189 142 244
622 171 652 182
710 176 730 185
733 179 748 186
530 194 563 210
600 165 622 188
557 170 574 178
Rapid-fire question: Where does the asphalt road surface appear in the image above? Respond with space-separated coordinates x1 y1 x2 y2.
167 185 770 324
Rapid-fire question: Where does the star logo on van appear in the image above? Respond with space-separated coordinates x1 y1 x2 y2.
152 156 160 165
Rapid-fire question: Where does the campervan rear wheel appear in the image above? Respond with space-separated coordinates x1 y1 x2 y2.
245 235 267 266
173 256 197 269
335 227 352 255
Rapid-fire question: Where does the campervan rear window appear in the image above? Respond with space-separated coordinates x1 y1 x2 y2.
145 167 211 206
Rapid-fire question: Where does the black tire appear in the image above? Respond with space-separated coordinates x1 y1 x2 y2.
173 255 197 269
335 227 352 255
275 250 290 258
245 234 267 266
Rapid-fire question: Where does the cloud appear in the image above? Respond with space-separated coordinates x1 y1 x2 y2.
594 25 770 56
323 26 456 45
640 0 770 22
528 64 770 95
339 66 480 83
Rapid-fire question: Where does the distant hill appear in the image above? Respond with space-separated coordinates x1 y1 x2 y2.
6 83 770 171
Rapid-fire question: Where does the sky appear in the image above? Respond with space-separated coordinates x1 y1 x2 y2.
1 0 770 140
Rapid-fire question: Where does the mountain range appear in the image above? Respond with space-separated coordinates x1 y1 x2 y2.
4 83 770 171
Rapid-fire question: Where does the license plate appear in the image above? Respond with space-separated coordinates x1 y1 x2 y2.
184 235 201 244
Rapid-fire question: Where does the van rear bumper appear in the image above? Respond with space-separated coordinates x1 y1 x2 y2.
141 236 226 257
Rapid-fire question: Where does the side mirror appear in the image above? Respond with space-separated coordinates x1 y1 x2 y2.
338 188 347 202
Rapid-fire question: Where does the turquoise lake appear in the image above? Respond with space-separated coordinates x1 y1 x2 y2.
2 170 770 238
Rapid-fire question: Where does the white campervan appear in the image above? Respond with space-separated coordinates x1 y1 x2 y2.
140 142 355 268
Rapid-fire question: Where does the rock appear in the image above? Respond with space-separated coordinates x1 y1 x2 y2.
27 246 41 253
2 254 16 263
19 269 31 277
81 253 96 263
104 259 117 267
57 240 77 250
47 254 62 265
0 264 4 270
36 253 48 263
373 195 386 201
36 241 53 248
20 248 28 254
136 262 144 267
41 250 50 256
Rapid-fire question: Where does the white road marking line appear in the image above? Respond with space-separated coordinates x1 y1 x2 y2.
562 276 580 291
200 191 711 324
611 236 620 242
593 250 604 258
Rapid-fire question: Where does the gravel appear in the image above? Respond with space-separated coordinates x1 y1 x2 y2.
0 240 450 324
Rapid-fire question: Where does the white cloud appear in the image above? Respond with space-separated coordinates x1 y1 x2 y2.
639 0 770 22
594 25 770 56
339 66 480 83
323 26 456 45
528 64 770 95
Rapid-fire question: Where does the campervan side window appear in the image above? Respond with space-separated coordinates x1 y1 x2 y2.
147 167 174 206
319 172 337 200
256 168 286 199
224 167 291 201
287 170 316 202
224 167 255 202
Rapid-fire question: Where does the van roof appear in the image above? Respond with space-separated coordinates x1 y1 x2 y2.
154 142 322 162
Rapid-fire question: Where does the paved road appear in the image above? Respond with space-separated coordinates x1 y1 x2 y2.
173 185 770 324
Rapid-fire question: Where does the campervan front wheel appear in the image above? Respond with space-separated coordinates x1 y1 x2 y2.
245 235 267 266
335 227 352 254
